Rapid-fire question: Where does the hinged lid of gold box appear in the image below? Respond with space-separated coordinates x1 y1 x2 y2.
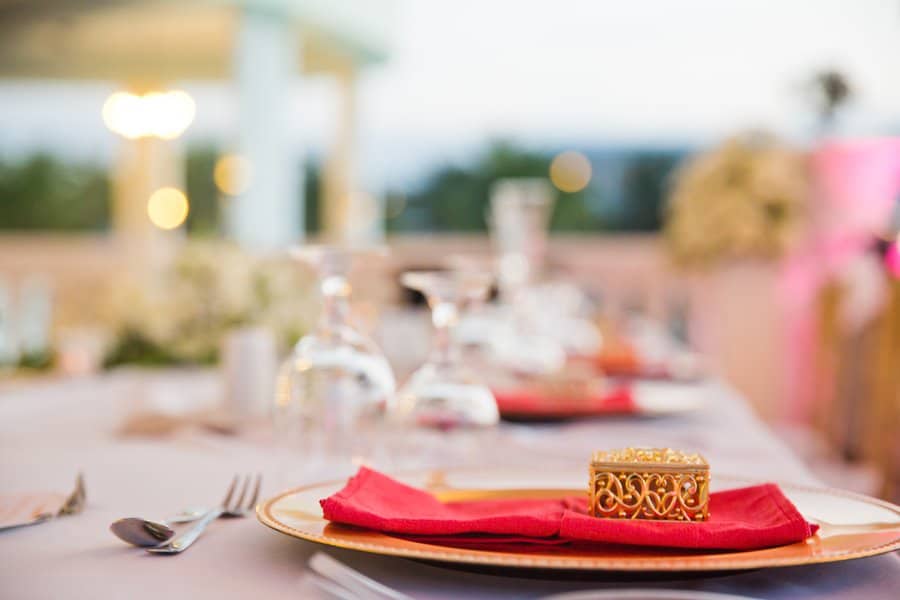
591 447 709 472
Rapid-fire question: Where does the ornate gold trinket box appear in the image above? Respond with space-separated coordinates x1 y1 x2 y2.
589 447 710 521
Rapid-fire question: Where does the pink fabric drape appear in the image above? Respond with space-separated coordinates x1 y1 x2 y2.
782 137 900 423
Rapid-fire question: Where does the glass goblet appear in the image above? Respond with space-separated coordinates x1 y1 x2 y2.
394 270 499 430
273 245 396 478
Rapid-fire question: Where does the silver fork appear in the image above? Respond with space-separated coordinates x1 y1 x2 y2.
147 473 261 555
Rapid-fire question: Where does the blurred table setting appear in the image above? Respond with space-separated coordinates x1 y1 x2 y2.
4 0 900 596
3 351 899 598
2 183 899 600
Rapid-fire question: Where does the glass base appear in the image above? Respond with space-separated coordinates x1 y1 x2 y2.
274 327 396 469
395 363 499 429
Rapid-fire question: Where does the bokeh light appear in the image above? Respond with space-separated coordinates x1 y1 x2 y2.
143 91 196 140
549 151 592 193
102 90 195 140
147 187 189 230
213 154 252 196
102 92 144 139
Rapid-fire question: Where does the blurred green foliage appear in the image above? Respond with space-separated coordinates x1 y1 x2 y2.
0 154 109 230
0 142 682 234
615 152 683 231
184 146 220 235
387 142 601 233
303 163 321 234
182 144 322 236
103 328 209 369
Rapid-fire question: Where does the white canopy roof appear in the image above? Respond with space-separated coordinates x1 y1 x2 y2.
0 0 393 80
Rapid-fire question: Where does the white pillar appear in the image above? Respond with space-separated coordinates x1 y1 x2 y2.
322 64 356 242
111 135 183 268
322 65 383 245
231 8 301 250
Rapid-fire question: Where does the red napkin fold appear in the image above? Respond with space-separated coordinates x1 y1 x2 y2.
492 386 635 418
321 468 817 551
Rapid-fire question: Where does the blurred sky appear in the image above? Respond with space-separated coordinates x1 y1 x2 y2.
0 0 898 190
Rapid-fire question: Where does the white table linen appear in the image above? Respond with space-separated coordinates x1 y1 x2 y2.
0 369 898 599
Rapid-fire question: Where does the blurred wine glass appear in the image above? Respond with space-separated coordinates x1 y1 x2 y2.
274 245 396 477
488 178 554 302
487 179 568 374
394 270 498 429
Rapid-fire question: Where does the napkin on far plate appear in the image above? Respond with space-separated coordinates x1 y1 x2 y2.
492 385 635 418
321 468 817 551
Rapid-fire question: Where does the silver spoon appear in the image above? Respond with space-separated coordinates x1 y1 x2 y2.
110 518 176 547
109 507 207 547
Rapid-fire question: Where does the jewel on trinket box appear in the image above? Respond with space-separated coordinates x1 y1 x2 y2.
589 447 710 521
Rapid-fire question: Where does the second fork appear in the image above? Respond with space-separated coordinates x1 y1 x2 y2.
146 473 261 555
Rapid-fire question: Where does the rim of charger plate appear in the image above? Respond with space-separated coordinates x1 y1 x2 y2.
256 470 900 572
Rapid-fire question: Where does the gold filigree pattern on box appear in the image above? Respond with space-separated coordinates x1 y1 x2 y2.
589 448 710 521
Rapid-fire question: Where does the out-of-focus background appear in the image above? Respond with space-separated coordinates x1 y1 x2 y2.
1 1 899 497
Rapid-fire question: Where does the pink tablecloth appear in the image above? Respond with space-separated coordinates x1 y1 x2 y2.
0 368 898 599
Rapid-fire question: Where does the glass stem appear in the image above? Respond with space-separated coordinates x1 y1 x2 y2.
319 275 351 337
429 301 459 368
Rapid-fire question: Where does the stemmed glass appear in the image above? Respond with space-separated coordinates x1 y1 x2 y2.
394 270 499 430
487 179 567 374
488 178 555 302
274 245 396 478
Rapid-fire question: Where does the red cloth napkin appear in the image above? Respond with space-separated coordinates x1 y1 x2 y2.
321 468 817 551
492 386 635 418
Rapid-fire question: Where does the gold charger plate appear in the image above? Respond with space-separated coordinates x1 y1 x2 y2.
257 469 900 572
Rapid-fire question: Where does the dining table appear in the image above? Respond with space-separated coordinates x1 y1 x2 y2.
1 360 899 599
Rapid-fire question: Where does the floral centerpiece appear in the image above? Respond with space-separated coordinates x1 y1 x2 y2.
664 132 809 268
103 242 314 367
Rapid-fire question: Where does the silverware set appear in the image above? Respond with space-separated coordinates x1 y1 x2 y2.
110 473 261 554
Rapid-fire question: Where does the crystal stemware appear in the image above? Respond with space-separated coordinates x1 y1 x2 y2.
488 178 555 302
485 179 569 374
394 270 499 429
274 246 396 475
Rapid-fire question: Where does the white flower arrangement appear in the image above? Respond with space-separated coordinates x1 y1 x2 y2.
104 242 315 367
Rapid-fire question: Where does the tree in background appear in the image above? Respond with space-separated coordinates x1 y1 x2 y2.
303 163 321 235
184 145 220 235
616 152 682 231
0 144 319 236
389 141 599 233
186 145 319 237
0 154 109 230
1 143 681 235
